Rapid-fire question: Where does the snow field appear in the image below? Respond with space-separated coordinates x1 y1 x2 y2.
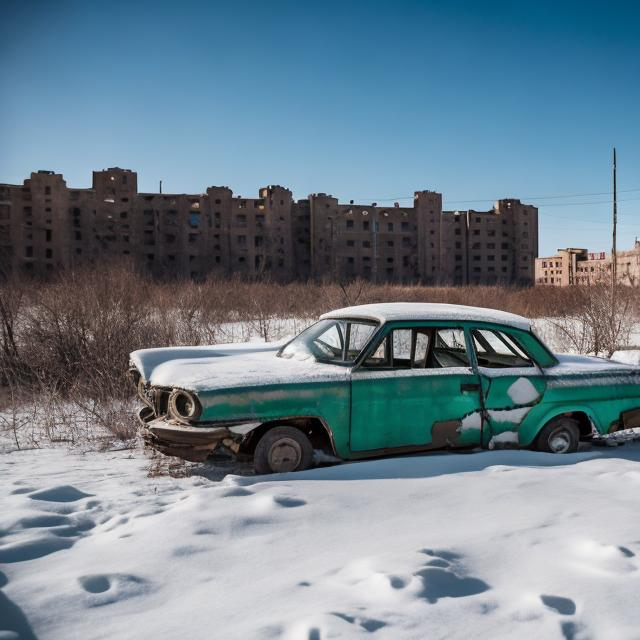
2 446 640 639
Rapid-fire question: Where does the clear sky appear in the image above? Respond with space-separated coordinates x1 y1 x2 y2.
1 0 638 256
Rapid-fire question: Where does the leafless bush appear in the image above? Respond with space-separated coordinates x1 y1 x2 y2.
548 285 636 357
2 264 640 450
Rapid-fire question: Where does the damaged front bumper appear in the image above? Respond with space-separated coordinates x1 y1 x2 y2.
137 407 258 462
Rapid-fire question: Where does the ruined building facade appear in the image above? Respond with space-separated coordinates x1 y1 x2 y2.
0 168 538 285
535 245 640 287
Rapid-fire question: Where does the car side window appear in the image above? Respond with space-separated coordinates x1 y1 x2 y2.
472 328 533 368
392 329 413 368
346 323 377 360
430 328 470 368
363 335 390 367
362 328 435 369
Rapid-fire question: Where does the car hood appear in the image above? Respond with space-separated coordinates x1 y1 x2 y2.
130 342 349 392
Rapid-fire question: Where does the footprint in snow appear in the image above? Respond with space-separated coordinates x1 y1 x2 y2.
415 567 490 603
11 487 36 495
28 485 93 503
560 620 590 640
573 540 637 574
540 594 576 616
218 487 253 498
332 612 387 633
0 536 74 563
273 496 306 508
415 549 490 604
78 573 151 607
421 548 462 562
16 514 70 529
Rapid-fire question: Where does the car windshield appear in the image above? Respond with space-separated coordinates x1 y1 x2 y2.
279 319 378 364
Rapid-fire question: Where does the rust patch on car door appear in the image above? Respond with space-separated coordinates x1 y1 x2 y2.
431 420 464 448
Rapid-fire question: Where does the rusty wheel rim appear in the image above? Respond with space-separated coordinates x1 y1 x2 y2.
268 437 302 473
549 429 571 453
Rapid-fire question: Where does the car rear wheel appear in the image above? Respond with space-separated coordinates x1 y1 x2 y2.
535 417 580 454
254 426 314 474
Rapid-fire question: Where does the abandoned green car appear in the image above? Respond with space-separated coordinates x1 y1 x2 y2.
130 303 640 473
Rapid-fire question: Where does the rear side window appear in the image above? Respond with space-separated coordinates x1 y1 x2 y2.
472 328 533 368
432 329 470 368
362 327 470 369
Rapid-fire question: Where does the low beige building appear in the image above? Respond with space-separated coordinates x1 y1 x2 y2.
535 243 640 286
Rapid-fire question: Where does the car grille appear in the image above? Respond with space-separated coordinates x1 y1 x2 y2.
153 389 170 417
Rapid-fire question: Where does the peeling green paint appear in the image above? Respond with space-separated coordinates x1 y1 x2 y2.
142 319 640 459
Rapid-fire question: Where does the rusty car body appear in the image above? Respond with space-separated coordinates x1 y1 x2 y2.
130 303 640 473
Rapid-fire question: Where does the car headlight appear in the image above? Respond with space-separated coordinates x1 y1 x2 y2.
168 389 201 422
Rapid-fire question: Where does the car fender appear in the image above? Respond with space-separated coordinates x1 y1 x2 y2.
519 404 602 446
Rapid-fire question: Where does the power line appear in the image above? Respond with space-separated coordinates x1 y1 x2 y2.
534 196 640 208
352 187 640 204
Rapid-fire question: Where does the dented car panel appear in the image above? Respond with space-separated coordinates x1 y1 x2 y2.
129 302 640 466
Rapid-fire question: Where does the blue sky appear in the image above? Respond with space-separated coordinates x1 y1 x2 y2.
1 0 639 256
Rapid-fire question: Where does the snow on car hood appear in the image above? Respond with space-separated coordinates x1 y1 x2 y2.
130 342 349 392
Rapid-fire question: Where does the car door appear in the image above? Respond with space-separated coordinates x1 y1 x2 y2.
470 325 547 447
349 324 485 452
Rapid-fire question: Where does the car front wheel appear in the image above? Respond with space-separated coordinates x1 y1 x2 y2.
254 426 314 474
535 417 580 454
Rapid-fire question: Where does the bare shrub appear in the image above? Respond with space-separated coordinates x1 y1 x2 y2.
2 264 640 450
548 285 635 357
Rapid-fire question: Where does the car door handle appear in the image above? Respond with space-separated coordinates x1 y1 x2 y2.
460 383 480 392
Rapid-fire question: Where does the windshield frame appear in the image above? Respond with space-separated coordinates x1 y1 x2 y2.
277 317 381 366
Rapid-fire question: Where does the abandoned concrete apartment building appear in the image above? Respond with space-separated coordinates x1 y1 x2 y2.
0 168 539 285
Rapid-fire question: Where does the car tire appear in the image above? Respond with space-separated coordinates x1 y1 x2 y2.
535 417 580 454
254 426 314 474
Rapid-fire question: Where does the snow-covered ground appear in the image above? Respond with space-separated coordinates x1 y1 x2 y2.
3 445 640 640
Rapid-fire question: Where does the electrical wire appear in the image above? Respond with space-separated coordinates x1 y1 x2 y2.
352 187 640 205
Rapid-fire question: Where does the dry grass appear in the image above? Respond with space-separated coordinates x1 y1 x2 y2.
1 264 639 450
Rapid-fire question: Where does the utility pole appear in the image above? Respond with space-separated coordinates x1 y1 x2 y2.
612 147 617 289
159 180 163 194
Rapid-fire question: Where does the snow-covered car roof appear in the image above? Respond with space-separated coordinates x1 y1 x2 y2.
320 302 532 331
